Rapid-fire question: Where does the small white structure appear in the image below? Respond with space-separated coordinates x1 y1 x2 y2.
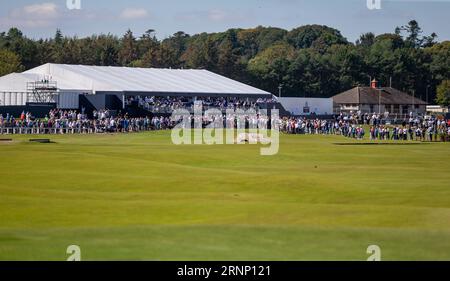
277 97 333 116
237 133 271 144
427 105 449 114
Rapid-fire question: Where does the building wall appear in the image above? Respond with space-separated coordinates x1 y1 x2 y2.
333 103 360 114
84 94 106 110
335 103 426 115
278 97 333 116
58 92 80 109
1 91 83 109
0 92 28 106
427 105 449 114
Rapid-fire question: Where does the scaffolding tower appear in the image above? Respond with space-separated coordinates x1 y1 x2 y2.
26 80 59 104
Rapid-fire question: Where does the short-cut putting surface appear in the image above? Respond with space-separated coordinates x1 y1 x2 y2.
0 131 449 260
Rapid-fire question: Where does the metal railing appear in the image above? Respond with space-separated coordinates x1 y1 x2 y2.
0 126 155 135
142 104 265 114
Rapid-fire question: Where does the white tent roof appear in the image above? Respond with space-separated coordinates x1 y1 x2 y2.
7 63 271 96
0 73 39 92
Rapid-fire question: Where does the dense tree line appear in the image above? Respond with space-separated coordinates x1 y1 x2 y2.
0 20 449 105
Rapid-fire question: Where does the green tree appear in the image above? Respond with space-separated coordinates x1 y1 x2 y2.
137 29 159 58
140 45 160 67
288 48 339 97
157 41 180 68
397 20 437 48
426 41 450 81
436 80 450 106
237 28 261 60
327 44 366 92
54 29 63 45
286 25 348 50
182 34 218 70
0 28 39 69
118 30 138 66
0 23 446 102
95 35 120 66
0 49 23 76
356 32 375 47
165 31 189 63
248 43 295 94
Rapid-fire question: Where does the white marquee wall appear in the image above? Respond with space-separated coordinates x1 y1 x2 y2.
0 92 28 106
278 97 333 116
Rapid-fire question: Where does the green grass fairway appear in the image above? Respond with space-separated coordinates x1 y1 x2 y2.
1 131 450 261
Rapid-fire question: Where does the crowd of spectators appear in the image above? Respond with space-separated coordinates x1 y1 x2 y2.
0 109 173 134
280 113 450 142
367 118 450 142
1 106 449 142
125 95 278 113
281 117 366 140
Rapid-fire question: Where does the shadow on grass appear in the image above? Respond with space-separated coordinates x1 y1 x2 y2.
29 139 56 144
334 142 433 146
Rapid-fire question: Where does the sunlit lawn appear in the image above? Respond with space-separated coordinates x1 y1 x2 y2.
0 131 449 260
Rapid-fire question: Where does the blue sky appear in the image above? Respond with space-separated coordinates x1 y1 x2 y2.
0 0 449 42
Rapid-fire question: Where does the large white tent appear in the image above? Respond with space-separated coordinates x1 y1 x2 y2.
0 63 272 108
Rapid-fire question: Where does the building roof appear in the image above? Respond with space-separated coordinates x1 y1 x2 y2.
332 86 427 105
0 72 87 93
0 63 271 97
0 73 37 92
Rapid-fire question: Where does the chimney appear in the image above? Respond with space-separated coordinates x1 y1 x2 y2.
371 79 378 89
357 86 360 104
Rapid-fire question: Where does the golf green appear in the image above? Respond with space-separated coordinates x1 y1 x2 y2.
0 131 449 260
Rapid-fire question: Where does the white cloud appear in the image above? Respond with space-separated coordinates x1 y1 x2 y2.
22 3 59 18
207 9 227 22
176 9 246 23
0 2 59 28
0 2 104 30
119 8 149 20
